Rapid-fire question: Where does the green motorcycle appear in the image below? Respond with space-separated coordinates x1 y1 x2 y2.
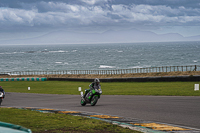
80 87 102 106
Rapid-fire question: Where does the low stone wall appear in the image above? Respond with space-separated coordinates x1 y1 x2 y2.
0 76 199 82
49 75 200 82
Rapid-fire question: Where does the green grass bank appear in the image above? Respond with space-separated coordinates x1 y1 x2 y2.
0 108 141 133
1 81 200 96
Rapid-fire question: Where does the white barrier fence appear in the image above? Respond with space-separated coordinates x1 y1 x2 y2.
0 65 199 76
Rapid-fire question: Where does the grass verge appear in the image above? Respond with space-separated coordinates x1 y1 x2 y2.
0 108 141 133
0 81 200 96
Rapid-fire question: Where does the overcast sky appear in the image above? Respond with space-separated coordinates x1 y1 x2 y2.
1 0 200 42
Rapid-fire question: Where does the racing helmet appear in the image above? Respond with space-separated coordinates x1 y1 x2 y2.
94 78 100 84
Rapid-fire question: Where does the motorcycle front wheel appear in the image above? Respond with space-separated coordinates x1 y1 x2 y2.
80 99 86 106
91 95 98 106
0 98 2 106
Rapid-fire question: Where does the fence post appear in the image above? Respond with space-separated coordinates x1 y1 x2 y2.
193 65 197 71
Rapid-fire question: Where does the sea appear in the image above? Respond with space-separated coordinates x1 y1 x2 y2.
0 41 200 72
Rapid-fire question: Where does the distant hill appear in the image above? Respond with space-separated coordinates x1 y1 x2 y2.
0 29 200 44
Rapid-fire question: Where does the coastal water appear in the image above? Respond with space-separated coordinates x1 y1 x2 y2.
0 41 200 72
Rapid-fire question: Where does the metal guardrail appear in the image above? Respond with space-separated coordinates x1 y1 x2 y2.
0 77 47 81
0 121 32 133
0 65 199 76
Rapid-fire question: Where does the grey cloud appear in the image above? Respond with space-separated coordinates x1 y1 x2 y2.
106 12 122 20
108 0 200 8
0 0 200 34
2 0 199 8
80 0 111 5
2 0 200 8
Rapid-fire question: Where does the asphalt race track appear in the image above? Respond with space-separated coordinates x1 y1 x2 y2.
2 92 200 130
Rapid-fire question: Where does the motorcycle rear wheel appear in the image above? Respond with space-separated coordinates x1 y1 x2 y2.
91 95 98 106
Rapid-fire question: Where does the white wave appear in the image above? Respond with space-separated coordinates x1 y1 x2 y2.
7 73 18 76
0 52 9 54
72 50 77 52
0 52 25 54
26 51 37 53
58 50 66 52
129 65 152 69
117 51 123 52
99 65 116 69
14 52 24 54
129 66 143 69
193 60 198 63
55 62 62 64
50 50 67 53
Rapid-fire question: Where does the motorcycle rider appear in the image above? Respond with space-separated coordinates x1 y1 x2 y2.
89 78 101 90
83 78 101 99
0 86 5 98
